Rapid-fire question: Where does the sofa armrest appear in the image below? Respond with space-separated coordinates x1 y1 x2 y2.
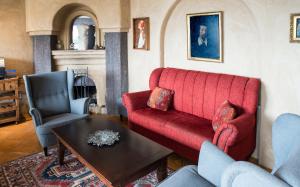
213 113 256 152
29 108 43 127
70 97 90 115
198 141 234 186
221 161 290 187
122 90 151 112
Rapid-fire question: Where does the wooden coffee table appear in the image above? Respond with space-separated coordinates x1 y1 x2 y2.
52 115 173 187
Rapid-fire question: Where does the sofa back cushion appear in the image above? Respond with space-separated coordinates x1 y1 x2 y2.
26 71 71 118
147 87 174 111
212 100 237 131
149 68 260 120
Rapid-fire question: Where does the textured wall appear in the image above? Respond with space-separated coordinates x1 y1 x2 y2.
0 0 33 76
32 35 57 73
128 0 300 169
128 0 176 91
25 0 130 34
0 0 33 119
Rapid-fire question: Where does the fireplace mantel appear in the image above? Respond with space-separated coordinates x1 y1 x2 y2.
52 50 105 60
52 49 106 113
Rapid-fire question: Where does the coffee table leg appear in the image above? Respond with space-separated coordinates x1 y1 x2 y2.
58 140 66 165
157 158 168 182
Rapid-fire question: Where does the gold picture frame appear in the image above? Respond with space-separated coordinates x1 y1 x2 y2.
290 13 300 43
133 17 150 50
186 11 223 63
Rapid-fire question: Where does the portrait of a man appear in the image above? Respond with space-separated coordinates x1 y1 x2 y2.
133 17 150 50
187 12 223 62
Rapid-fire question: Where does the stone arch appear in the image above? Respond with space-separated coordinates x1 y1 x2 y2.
159 0 182 67
52 3 101 49
52 3 100 30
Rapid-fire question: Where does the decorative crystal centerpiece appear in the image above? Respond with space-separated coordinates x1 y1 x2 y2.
87 130 120 147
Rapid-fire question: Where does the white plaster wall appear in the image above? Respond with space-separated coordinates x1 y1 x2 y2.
128 0 300 169
164 0 265 77
258 0 300 168
128 0 176 91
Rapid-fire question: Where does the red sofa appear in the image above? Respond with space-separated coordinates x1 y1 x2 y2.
122 68 260 161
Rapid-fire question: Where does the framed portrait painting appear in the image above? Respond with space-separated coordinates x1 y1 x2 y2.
290 13 300 43
133 17 150 50
187 12 223 63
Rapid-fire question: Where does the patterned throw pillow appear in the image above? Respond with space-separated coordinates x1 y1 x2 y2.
212 100 237 132
147 87 174 111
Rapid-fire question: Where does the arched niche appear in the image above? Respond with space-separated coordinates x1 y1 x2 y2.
161 0 261 71
160 0 263 162
52 3 102 50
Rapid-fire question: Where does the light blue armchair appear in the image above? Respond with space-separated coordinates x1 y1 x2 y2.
158 141 235 187
158 113 300 187
23 70 90 156
222 113 300 187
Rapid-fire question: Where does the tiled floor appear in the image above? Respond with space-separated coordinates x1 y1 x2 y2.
0 115 192 170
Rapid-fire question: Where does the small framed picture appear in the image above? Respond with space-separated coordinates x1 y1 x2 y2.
290 13 300 43
187 12 223 63
133 17 150 50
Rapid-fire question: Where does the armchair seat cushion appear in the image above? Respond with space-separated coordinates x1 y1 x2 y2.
158 165 214 187
37 113 88 135
131 108 214 150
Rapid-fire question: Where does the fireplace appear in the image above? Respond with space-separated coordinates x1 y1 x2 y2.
74 76 96 102
52 50 106 113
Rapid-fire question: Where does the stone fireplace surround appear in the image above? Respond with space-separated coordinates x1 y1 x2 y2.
52 50 106 113
32 32 128 115
28 2 129 116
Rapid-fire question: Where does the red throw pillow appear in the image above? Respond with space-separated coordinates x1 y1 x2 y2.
147 87 174 111
212 100 237 132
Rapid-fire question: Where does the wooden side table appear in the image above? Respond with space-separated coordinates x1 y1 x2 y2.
0 77 19 124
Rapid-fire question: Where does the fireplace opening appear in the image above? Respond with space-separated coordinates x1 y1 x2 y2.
73 76 97 104
72 69 102 113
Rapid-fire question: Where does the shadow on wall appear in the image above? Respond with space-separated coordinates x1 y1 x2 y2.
259 81 274 167
4 58 33 77
159 0 181 67
120 0 131 30
3 58 33 121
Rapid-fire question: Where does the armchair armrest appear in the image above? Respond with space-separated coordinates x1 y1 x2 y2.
221 161 290 187
70 97 90 115
197 141 234 186
122 90 151 112
29 108 43 127
213 113 256 152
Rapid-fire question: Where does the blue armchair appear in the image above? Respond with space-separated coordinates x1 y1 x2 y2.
222 113 300 187
23 70 90 156
158 113 300 187
158 141 234 187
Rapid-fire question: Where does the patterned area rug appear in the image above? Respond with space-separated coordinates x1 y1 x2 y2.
0 148 172 187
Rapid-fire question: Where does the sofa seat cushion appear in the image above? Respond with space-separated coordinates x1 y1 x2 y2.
158 165 214 187
130 109 214 150
37 113 88 135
